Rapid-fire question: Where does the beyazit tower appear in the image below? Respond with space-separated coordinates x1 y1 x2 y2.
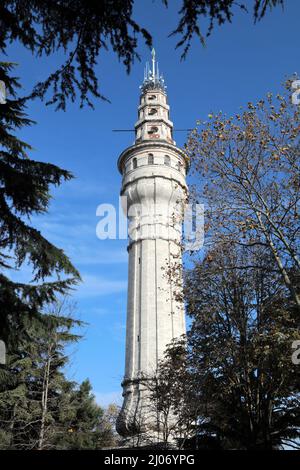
116 49 188 440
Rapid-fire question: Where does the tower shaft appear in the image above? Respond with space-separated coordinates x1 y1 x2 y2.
117 52 188 440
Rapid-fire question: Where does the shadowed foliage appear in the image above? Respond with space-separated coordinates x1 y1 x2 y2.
0 0 284 108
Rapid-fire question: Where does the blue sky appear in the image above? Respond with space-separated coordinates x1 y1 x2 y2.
5 0 299 407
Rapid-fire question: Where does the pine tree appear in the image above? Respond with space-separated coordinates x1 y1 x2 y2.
0 299 117 450
0 299 82 449
0 62 80 358
55 379 116 450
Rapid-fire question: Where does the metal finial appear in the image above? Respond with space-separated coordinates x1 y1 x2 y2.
151 48 156 79
141 48 166 93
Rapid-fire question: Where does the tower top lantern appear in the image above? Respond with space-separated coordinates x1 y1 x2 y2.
140 48 166 94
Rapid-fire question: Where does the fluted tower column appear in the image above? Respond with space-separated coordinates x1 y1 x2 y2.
116 50 188 439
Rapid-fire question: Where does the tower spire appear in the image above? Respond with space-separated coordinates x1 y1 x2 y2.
140 48 166 93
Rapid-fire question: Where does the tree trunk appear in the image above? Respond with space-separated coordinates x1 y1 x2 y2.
37 344 52 450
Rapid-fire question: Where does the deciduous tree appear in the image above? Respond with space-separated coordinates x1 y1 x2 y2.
186 82 300 307
183 244 300 449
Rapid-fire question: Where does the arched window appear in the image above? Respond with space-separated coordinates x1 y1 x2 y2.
148 94 156 101
148 153 154 165
164 155 171 166
132 158 137 169
148 108 158 115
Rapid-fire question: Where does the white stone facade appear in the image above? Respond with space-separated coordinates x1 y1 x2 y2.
116 54 188 438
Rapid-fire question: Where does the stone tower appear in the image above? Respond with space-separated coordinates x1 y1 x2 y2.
116 49 188 439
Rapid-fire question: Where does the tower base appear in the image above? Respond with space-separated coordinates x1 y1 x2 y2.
116 377 178 448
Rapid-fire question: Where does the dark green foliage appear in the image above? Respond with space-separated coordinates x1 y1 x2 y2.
0 1 152 109
0 1 284 108
0 302 116 449
0 62 80 351
0 305 81 449
54 380 116 450
0 57 115 453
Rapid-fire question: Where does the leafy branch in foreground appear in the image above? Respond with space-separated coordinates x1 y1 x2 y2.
169 0 284 58
0 0 284 108
0 61 80 349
